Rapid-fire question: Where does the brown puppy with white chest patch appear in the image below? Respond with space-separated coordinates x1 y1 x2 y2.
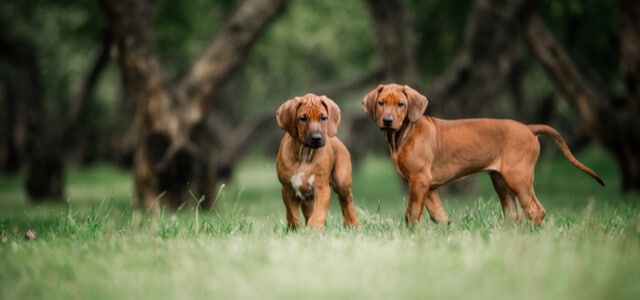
363 84 604 226
276 94 360 231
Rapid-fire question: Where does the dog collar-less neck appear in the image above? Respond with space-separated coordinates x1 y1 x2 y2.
386 120 413 153
297 144 315 162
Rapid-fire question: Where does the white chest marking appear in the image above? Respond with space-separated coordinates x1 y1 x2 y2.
291 172 305 199
307 174 315 188
290 172 315 199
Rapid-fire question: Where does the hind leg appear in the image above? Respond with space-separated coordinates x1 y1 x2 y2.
514 186 545 225
503 175 546 225
490 172 521 222
530 191 545 223
501 138 545 225
425 190 450 224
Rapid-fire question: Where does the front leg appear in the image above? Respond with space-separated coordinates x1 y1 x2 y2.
405 179 429 227
281 186 302 230
306 185 332 231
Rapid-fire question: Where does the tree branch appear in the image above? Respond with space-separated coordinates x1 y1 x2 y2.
526 15 611 136
426 0 534 118
180 0 289 111
312 68 384 97
61 29 112 145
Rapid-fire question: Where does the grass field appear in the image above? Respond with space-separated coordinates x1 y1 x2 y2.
1 146 639 300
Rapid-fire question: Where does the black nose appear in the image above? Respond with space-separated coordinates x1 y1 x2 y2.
311 132 323 142
306 132 325 148
382 116 393 126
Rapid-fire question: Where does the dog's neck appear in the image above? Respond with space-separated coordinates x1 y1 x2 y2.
296 143 316 162
385 120 413 153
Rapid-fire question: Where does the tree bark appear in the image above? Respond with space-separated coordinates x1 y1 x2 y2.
0 26 65 200
364 0 419 87
101 0 289 210
527 4 640 191
1 16 111 200
427 0 535 118
179 0 290 114
25 31 111 200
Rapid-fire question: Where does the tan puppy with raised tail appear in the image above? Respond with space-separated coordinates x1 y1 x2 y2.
276 94 360 231
363 84 604 226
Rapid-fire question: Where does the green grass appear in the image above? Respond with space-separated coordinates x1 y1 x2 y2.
1 146 639 300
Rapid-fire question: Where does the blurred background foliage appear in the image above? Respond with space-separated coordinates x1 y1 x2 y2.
0 0 636 205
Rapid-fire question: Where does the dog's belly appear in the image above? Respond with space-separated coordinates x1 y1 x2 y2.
430 159 500 188
431 169 494 188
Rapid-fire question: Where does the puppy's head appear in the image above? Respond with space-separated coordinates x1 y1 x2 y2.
362 84 428 131
276 93 341 148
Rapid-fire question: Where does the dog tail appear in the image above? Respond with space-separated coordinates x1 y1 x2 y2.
528 124 604 186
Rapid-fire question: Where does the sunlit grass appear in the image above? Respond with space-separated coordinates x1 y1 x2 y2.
1 146 639 300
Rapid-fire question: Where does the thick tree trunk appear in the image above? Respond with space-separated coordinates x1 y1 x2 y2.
427 0 535 118
25 33 110 200
0 23 26 173
619 0 640 190
0 29 65 200
101 0 289 210
1 72 22 173
102 0 209 210
527 5 640 192
364 0 419 87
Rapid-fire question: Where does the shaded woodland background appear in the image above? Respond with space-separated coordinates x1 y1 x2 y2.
1 0 638 209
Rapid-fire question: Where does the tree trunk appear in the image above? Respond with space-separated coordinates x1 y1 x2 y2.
0 22 26 173
364 0 419 87
1 71 22 173
101 0 289 211
0 27 66 200
25 32 110 200
427 0 535 118
618 0 640 190
527 2 640 192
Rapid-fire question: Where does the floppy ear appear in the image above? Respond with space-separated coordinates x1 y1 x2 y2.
276 97 301 137
320 96 341 137
362 84 384 119
403 85 428 123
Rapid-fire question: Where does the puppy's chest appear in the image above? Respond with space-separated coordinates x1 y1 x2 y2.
289 170 317 200
282 160 331 200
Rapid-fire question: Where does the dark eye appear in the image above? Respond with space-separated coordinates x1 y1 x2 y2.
320 115 328 122
397 102 405 108
299 115 308 122
378 101 384 106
